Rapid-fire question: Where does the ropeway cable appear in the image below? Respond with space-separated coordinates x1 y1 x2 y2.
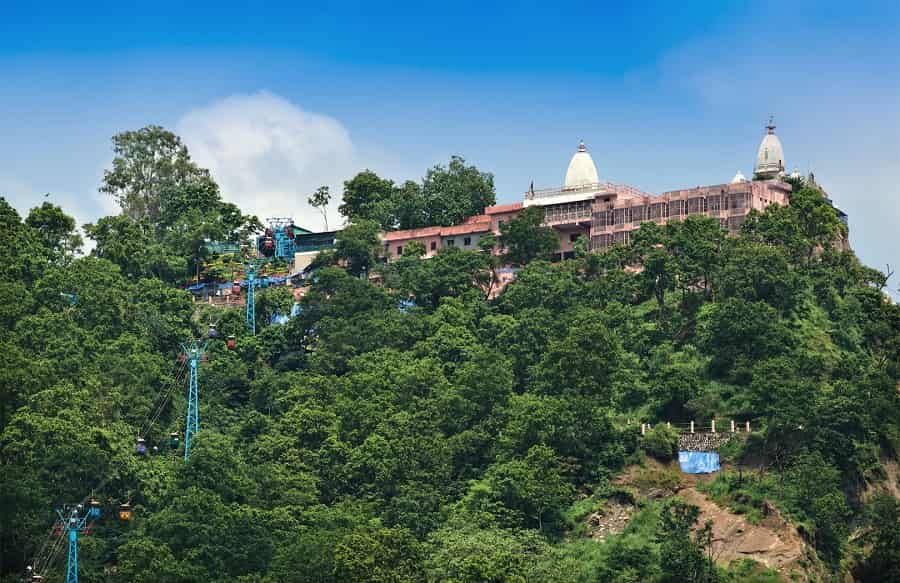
137 359 188 439
28 353 188 578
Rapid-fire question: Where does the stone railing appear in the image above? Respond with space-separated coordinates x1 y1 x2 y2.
638 420 753 452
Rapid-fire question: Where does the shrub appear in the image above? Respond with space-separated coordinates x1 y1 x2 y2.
642 424 679 461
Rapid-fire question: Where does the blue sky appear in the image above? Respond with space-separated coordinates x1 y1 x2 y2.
2 1 899 289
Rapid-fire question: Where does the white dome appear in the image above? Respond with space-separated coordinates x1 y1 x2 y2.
730 170 748 184
564 141 599 188
754 119 785 178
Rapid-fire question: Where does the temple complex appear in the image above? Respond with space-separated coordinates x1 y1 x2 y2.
381 120 843 262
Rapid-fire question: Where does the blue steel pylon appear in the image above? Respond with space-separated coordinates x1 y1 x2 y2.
66 526 78 583
56 502 100 583
181 340 207 462
245 263 258 335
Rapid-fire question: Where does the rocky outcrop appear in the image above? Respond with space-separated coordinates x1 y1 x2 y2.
679 487 809 576
587 500 634 542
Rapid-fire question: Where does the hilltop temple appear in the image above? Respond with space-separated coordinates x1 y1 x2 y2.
382 120 845 262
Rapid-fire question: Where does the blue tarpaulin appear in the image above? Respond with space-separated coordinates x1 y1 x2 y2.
270 313 290 325
678 451 721 474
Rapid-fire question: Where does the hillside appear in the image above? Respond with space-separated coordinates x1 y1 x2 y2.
2 137 900 583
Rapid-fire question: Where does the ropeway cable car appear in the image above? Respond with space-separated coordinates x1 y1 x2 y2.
118 503 132 522
88 498 101 520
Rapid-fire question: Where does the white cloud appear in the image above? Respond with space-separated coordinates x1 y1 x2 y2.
177 91 354 231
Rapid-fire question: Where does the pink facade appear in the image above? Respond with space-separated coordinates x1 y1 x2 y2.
380 179 792 261
382 226 444 260
485 202 524 231
590 179 791 249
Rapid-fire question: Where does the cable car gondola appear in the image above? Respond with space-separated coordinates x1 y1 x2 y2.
87 498 101 520
231 280 241 295
207 324 219 339
135 438 147 456
226 335 236 350
169 432 180 450
118 503 132 522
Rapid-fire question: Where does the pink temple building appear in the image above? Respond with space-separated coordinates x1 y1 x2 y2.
381 120 842 262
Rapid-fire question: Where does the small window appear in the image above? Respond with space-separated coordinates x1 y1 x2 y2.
430 241 437 251
446 239 455 246
570 233 580 242
396 245 403 255
463 236 472 246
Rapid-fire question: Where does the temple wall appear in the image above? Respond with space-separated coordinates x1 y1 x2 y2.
589 180 792 250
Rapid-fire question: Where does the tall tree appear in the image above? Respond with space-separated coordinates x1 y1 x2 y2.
394 180 427 230
95 126 259 282
308 185 332 230
656 498 719 583
422 156 495 226
631 221 674 314
665 215 724 299
339 170 396 226
25 202 83 263
499 206 559 265
100 125 216 225
334 219 382 277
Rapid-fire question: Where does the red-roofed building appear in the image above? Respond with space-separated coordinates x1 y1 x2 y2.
381 219 496 260
382 226 444 259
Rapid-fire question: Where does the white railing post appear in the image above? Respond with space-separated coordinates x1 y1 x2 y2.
711 419 716 433
690 421 695 434
745 420 750 433
730 419 735 433
641 423 646 436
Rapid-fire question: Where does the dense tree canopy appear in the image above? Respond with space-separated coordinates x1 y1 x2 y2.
2 135 899 582
339 157 496 230
88 125 260 283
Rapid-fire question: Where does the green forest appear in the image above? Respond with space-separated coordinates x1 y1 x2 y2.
2 126 899 583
